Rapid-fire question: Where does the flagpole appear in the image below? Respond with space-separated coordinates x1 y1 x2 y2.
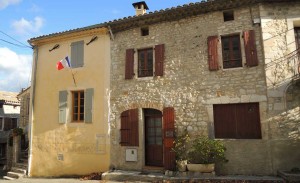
70 69 77 87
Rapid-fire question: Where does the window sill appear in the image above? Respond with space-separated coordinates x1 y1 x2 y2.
222 66 244 71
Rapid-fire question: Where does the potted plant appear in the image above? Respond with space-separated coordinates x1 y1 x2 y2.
186 136 228 173
172 129 190 171
12 127 23 136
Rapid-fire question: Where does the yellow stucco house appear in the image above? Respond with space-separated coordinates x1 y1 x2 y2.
28 25 110 177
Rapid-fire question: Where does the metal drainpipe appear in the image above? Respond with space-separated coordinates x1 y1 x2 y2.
27 45 38 177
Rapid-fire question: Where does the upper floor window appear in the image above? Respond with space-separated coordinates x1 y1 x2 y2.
221 35 242 69
72 91 84 122
138 48 153 77
59 88 93 124
71 40 84 68
207 30 258 71
295 28 300 49
141 27 149 36
125 44 164 79
223 10 234 22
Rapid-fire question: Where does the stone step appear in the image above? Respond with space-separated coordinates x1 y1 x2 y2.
7 171 24 179
3 176 16 180
15 163 28 169
11 167 27 174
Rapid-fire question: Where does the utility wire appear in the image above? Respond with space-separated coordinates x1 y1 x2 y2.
0 30 31 48
0 39 32 49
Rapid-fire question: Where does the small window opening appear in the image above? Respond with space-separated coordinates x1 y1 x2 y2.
141 27 149 36
223 10 234 22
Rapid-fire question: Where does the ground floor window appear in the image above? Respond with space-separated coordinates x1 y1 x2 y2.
213 103 261 139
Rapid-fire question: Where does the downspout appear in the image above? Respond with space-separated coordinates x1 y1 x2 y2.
27 45 38 177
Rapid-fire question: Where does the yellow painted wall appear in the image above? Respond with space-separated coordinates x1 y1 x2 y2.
29 28 110 177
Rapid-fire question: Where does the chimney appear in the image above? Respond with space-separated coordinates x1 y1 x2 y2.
132 1 149 16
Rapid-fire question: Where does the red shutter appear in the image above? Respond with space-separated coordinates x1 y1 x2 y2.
155 44 164 76
244 30 258 67
163 107 175 170
120 109 139 146
207 36 219 71
125 49 135 79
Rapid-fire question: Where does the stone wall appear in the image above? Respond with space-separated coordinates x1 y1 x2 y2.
110 4 275 175
260 2 300 174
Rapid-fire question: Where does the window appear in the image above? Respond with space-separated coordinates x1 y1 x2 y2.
71 40 84 68
141 27 149 36
72 91 84 122
138 48 153 77
0 117 3 130
213 103 261 139
125 44 164 79
59 88 93 124
11 118 18 129
222 35 242 69
295 28 300 49
223 10 234 22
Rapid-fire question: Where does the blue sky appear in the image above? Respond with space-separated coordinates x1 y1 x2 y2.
0 0 199 92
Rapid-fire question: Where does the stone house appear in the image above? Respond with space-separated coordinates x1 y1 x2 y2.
26 0 300 177
0 91 20 166
28 26 111 177
108 0 300 175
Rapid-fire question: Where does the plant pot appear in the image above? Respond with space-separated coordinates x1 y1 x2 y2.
176 160 187 172
187 163 215 173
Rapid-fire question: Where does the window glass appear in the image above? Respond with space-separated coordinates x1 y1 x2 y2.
222 35 242 68
138 48 153 77
72 91 84 122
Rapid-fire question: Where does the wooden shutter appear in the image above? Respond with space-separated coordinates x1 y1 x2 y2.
125 49 135 79
85 88 94 123
244 30 258 67
155 44 164 76
207 36 219 71
120 109 139 146
59 90 68 124
71 40 84 68
163 107 176 170
213 104 236 139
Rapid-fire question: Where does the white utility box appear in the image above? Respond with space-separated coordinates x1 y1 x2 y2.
125 148 137 162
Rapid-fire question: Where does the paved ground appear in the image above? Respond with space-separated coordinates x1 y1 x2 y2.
0 178 111 183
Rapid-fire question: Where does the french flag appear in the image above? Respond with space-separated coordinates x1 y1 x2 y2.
56 56 71 70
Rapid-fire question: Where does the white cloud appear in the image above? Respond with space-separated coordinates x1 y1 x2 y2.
28 4 41 13
0 0 21 10
0 47 31 92
11 16 44 36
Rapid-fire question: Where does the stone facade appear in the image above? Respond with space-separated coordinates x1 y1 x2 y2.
109 4 271 175
260 2 300 173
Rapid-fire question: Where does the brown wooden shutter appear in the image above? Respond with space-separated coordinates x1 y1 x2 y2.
244 30 258 67
125 49 135 79
155 44 164 76
163 107 176 170
207 36 219 71
120 109 139 146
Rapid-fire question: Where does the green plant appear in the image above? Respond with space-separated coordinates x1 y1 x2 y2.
12 127 23 136
187 136 228 164
172 129 190 161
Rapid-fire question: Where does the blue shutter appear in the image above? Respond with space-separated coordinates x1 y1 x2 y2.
59 91 68 124
71 41 84 68
85 88 94 123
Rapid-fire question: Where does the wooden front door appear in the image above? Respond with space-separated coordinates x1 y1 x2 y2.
144 109 163 167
